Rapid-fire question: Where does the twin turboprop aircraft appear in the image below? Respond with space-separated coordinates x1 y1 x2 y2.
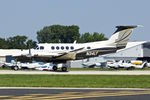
15 25 138 64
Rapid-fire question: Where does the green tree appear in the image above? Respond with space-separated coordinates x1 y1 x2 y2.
26 39 37 49
7 35 28 49
79 32 92 43
37 25 80 43
0 38 8 49
78 32 107 43
92 32 108 41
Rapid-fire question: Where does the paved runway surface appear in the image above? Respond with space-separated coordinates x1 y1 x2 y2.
0 70 150 99
0 88 150 100
1 70 150 75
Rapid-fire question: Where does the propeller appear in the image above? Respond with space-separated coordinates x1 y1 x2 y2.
26 48 32 57
26 43 32 58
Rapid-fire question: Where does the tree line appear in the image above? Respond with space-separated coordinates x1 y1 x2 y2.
0 25 108 49
0 36 36 49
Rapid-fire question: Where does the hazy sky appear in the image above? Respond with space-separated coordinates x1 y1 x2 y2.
0 0 149 41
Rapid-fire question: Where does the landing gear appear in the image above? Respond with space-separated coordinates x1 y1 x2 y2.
53 63 68 72
13 66 19 71
53 65 58 71
61 67 67 72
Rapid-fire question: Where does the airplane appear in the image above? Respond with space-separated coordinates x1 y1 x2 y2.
14 25 139 69
107 60 147 70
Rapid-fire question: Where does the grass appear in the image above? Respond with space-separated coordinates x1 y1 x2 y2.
0 75 150 88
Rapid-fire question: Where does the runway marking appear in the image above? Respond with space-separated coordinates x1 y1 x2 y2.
53 91 150 100
0 90 150 100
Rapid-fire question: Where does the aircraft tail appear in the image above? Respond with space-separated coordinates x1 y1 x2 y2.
108 25 138 49
141 62 147 69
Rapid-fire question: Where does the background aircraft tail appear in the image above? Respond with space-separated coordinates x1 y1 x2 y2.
108 25 138 49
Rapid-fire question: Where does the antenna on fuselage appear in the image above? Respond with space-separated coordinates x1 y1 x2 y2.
73 40 77 44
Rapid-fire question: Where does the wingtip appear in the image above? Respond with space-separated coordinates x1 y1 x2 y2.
137 25 144 27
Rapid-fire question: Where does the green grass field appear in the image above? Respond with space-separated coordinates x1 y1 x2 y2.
0 75 150 88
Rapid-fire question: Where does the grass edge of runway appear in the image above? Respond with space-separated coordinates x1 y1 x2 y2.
0 74 150 88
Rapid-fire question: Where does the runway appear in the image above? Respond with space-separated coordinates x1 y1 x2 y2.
1 70 150 75
0 70 150 100
0 88 150 100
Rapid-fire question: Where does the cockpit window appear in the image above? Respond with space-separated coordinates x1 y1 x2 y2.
40 46 44 50
36 47 39 50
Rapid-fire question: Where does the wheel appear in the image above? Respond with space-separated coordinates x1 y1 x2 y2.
53 66 57 71
1 64 6 68
61 67 67 72
13 66 19 71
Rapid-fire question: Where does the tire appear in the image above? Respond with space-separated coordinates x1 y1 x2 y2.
53 66 57 71
13 66 19 71
1 64 6 68
61 67 67 72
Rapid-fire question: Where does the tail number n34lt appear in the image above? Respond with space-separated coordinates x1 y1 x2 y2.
86 51 98 56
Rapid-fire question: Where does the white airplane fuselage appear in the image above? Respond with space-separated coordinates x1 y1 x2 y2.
32 40 116 60
35 40 113 54
16 25 139 63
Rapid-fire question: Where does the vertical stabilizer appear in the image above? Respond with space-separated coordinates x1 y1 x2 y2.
108 25 138 49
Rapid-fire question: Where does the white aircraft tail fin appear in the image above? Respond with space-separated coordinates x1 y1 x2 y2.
108 25 138 49
73 40 77 44
141 62 147 69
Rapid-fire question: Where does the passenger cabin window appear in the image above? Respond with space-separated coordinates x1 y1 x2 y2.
40 46 44 50
87 47 91 49
61 46 64 50
66 46 69 50
56 46 59 50
51 46 55 50
36 47 39 50
71 46 74 50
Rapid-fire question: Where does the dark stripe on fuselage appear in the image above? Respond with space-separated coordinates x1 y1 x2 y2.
76 47 117 60
70 47 84 52
53 47 84 59
90 47 117 51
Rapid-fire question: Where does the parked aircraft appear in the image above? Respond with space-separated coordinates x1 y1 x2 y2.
35 63 54 71
14 25 138 69
4 60 67 71
82 62 96 68
119 60 147 69
107 60 147 70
